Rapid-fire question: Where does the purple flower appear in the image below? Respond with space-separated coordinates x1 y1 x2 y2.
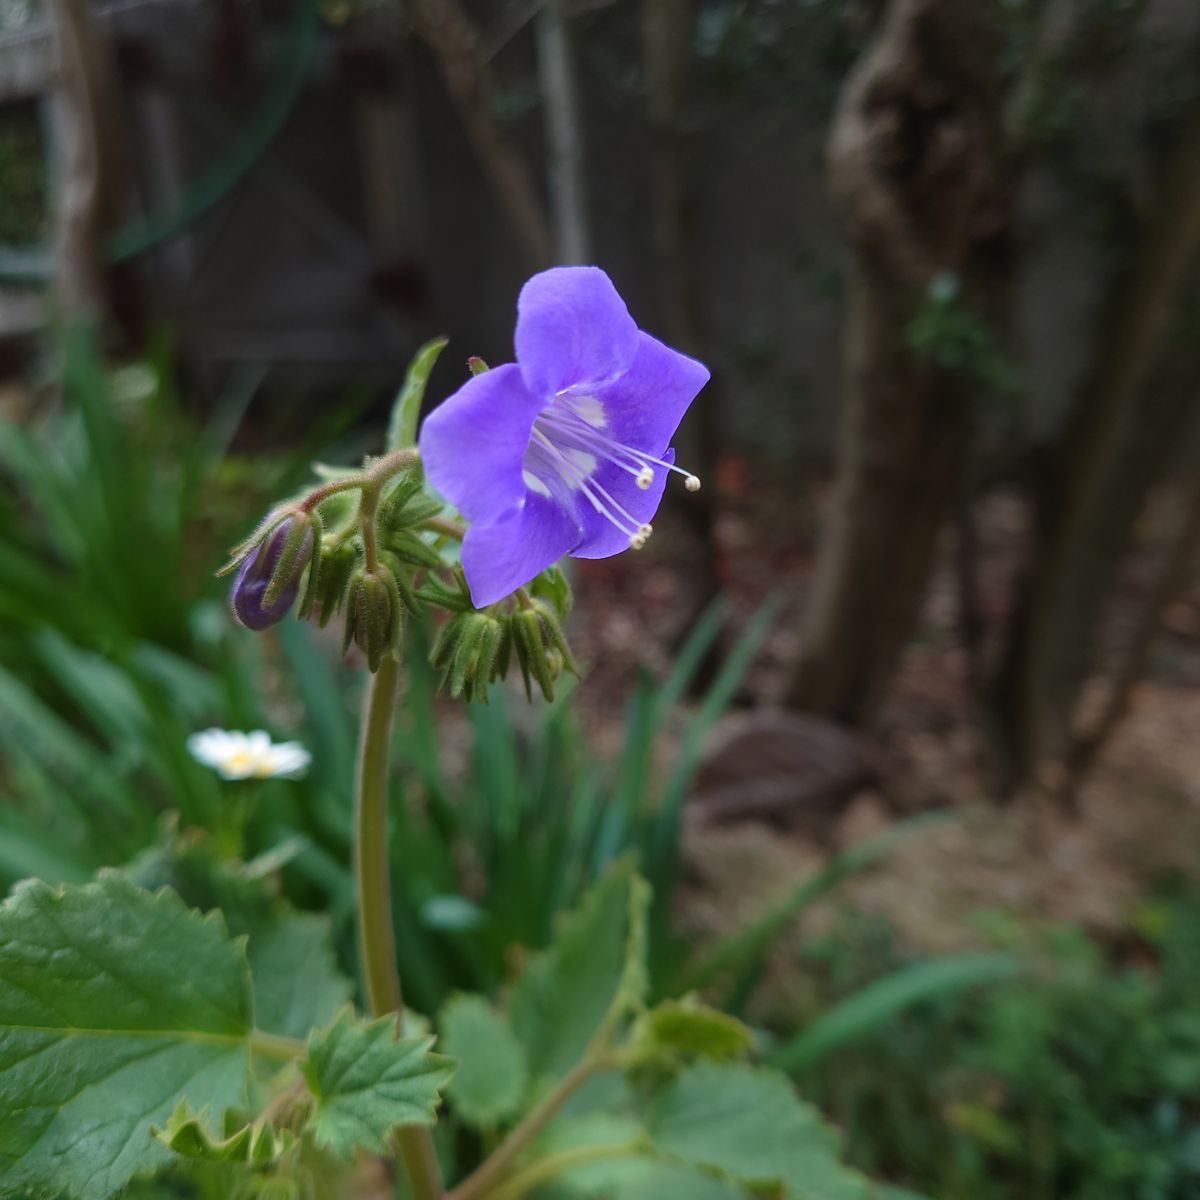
419 267 710 607
231 519 312 630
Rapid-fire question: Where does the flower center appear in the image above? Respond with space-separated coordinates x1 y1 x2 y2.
523 394 701 549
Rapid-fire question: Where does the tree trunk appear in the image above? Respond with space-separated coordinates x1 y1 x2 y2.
46 0 123 323
408 0 554 272
786 0 1012 722
990 93 1200 788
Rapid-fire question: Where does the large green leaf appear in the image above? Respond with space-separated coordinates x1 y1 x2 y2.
439 993 528 1129
647 1062 868 1200
0 873 253 1200
301 1008 454 1159
249 912 354 1041
535 1115 745 1200
509 860 649 1081
126 834 353 1040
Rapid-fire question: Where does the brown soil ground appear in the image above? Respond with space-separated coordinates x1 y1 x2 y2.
565 467 1200 983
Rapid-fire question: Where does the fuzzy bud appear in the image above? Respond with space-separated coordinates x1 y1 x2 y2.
344 566 402 672
231 516 314 631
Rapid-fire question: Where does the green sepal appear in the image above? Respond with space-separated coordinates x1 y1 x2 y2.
516 608 556 701
296 512 325 620
152 1100 295 1164
314 538 359 627
262 510 316 608
387 336 449 451
384 529 445 571
218 505 293 577
466 356 490 375
535 601 580 679
345 568 396 672
530 562 572 618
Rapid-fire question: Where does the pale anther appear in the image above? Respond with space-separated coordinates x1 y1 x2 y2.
685 474 702 492
636 466 654 490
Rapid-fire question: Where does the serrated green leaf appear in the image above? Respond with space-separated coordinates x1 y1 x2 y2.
647 1063 869 1200
125 835 353 1042
248 913 354 1041
0 872 253 1200
439 994 527 1129
509 861 649 1082
635 997 751 1063
152 1099 293 1163
301 1008 454 1159
536 1116 744 1200
387 336 449 451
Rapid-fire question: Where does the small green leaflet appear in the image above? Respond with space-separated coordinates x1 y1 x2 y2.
301 1008 454 1158
633 997 752 1064
647 1062 870 1200
387 336 449 451
152 1100 294 1163
509 860 650 1082
439 993 528 1128
0 873 253 1200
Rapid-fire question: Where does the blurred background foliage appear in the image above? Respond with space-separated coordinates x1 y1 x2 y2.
2 0 1200 1197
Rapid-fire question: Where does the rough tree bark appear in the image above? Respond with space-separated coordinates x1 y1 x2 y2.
990 92 1200 788
45 0 124 322
785 0 1012 722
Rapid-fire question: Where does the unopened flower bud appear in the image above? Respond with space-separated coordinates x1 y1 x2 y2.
232 516 314 631
344 566 401 672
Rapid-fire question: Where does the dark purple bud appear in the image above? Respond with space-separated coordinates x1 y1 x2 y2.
231 518 314 631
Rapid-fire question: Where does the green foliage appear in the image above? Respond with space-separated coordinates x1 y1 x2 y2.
456 867 892 1200
125 829 355 1042
509 861 649 1082
301 1008 454 1159
153 1102 294 1164
633 997 752 1064
439 994 528 1128
791 890 1200 1200
906 274 1021 407
647 1062 869 1200
0 872 253 1199
387 336 449 451
772 952 1022 1072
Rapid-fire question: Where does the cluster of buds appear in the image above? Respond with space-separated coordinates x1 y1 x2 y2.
221 349 580 702
422 566 576 703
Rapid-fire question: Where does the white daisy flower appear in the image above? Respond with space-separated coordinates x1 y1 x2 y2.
186 728 312 781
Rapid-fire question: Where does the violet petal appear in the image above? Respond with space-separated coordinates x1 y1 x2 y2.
461 492 582 608
419 363 545 524
515 266 639 398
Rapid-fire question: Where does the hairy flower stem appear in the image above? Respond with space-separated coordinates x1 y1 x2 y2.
301 446 421 512
354 656 444 1200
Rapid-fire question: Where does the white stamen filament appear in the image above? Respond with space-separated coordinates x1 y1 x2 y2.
537 405 702 492
526 398 702 548
531 428 653 546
